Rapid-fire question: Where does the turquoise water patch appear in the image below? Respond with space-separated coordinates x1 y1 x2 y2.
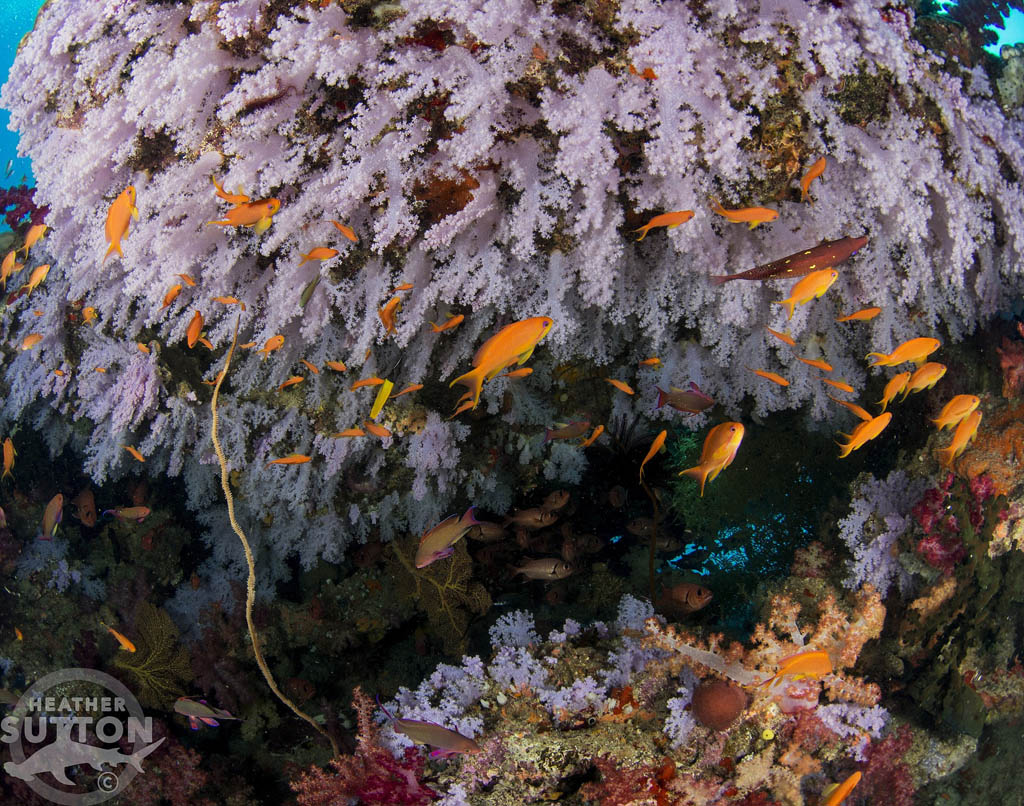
0 0 47 185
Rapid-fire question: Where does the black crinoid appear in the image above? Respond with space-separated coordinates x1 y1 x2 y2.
605 408 655 459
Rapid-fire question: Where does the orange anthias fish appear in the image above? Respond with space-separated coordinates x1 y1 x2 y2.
634 210 694 241
822 378 855 394
393 383 423 397
710 200 778 229
21 223 48 256
799 156 826 202
606 378 634 395
176 273 196 287
774 268 838 320
449 316 554 411
415 507 480 568
837 412 891 458
351 376 385 391
499 367 532 380
300 359 319 375
258 334 285 358
877 371 910 412
430 314 464 333
797 357 832 372
759 649 832 687
330 220 358 241
639 357 661 367
161 284 183 308
298 247 339 265
185 310 203 349
679 422 744 496
123 445 146 463
38 493 63 540
836 306 881 322
2 437 15 480
377 698 481 757
938 409 982 467
330 428 366 438
20 333 42 351
105 625 137 653
765 327 796 347
21 263 51 295
211 175 250 205
378 296 402 335
326 360 347 372
866 336 940 367
363 420 391 438
277 376 305 391
749 368 789 387
208 198 281 233
711 235 868 285
639 430 667 481
212 295 242 306
829 395 872 422
103 186 138 263
1 249 23 289
932 394 980 431
580 424 604 448
822 771 861 806
266 454 311 467
394 282 414 292
901 362 946 398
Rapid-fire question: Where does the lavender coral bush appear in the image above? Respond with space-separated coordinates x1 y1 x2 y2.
1 0 1022 602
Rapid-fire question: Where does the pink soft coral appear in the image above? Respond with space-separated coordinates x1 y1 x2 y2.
290 687 436 806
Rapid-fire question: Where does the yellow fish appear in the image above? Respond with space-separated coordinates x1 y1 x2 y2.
19 333 43 351
208 198 281 232
901 362 946 398
21 263 51 295
877 371 910 412
837 412 891 458
449 316 553 410
298 247 339 265
20 223 48 257
103 186 138 263
104 625 137 653
630 207 696 239
639 430 667 481
211 175 250 205
749 368 789 387
330 220 358 242
430 314 464 333
369 379 394 419
866 336 940 367
829 395 873 421
679 422 744 496
932 394 980 431
1 249 22 289
123 445 146 463
258 334 285 358
799 156 826 202
759 649 832 687
606 378 634 395
580 424 604 448
378 296 402 335
2 437 15 480
325 360 347 372
82 307 98 325
634 210 694 241
710 200 778 229
186 310 203 349
363 420 392 438
836 306 881 322
277 376 305 391
797 357 832 372
938 409 981 467
774 268 838 320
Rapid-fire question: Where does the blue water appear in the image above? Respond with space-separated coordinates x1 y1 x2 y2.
0 0 46 186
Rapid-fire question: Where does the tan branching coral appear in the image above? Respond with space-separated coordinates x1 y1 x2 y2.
387 534 491 655
113 601 192 709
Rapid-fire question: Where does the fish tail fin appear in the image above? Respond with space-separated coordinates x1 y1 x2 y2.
773 299 796 321
102 240 121 264
297 254 310 266
655 387 667 409
836 439 854 459
449 367 484 411
865 352 888 366
709 274 732 286
461 506 479 526
679 465 709 497
634 226 649 242
937 445 955 467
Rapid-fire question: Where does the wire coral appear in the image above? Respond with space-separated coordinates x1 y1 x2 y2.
112 601 192 709
387 533 491 655
290 686 436 806
210 315 339 757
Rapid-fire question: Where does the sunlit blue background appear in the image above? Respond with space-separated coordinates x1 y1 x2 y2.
0 0 1021 190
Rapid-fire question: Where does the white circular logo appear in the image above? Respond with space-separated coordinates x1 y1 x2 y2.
2 668 163 805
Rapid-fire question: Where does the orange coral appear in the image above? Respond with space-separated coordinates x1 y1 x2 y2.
953 400 1024 497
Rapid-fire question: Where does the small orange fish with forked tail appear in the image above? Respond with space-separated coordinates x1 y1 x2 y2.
679 422 744 496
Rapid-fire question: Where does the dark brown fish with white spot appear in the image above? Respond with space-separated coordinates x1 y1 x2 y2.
513 557 574 580
710 235 868 284
504 507 558 530
657 582 713 615
540 490 569 512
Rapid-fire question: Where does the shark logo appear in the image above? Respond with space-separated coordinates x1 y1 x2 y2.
3 735 164 785
1 668 160 805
